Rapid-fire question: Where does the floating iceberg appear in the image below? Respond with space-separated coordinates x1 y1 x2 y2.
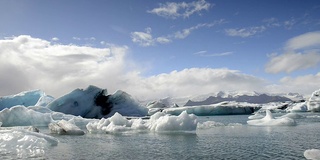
0 89 51 110
304 149 320 160
163 101 257 116
0 105 53 127
49 120 85 135
47 85 148 118
86 111 197 133
308 89 320 112
197 121 242 129
0 129 58 159
247 110 296 126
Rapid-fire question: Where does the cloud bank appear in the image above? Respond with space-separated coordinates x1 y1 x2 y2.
0 35 317 100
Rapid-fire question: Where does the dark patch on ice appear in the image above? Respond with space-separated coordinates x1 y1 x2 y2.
94 91 113 115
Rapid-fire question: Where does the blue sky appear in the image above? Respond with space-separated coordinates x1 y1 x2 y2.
0 0 320 99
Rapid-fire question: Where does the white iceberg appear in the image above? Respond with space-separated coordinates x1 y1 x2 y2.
0 129 58 159
247 110 296 126
49 120 85 135
0 105 53 127
308 89 320 112
304 149 320 160
86 111 197 133
47 85 148 118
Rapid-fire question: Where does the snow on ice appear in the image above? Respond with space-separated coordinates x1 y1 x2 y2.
86 111 197 133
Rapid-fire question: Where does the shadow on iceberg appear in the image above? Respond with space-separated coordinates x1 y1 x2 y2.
46 85 148 118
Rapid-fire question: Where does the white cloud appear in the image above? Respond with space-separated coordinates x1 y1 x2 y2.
0 35 269 100
265 51 320 73
131 20 225 46
194 50 233 57
131 27 154 46
265 31 320 73
225 26 266 38
148 0 212 19
266 73 320 96
51 37 59 41
125 68 267 100
2 35 316 100
285 31 320 50
0 35 130 97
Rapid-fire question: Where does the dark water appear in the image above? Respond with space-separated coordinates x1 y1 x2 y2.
39 113 320 160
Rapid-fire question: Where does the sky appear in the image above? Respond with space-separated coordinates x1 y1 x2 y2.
0 0 320 100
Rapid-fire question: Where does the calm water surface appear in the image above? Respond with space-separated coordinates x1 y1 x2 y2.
20 113 320 159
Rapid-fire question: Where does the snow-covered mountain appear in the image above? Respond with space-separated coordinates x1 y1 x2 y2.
184 91 299 106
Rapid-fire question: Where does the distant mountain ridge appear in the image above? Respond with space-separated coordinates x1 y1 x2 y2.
184 91 298 106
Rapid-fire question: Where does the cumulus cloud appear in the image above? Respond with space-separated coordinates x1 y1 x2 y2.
265 31 320 73
225 26 266 38
0 35 130 97
148 0 212 19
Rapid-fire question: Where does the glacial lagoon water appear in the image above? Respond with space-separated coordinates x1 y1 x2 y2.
4 113 320 160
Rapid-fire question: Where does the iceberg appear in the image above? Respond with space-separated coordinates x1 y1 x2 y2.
304 149 320 160
86 111 197 133
49 120 85 135
0 129 58 159
47 85 148 118
0 89 51 110
307 89 320 112
247 110 296 126
0 105 53 127
163 101 257 116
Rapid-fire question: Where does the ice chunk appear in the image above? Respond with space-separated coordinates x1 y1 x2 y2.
49 120 84 135
148 111 197 132
304 149 320 160
308 89 320 112
0 89 48 110
0 129 58 159
247 110 296 126
0 106 53 127
86 111 197 133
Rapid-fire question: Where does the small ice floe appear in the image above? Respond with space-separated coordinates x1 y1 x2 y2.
49 120 85 135
304 149 320 160
247 110 296 126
